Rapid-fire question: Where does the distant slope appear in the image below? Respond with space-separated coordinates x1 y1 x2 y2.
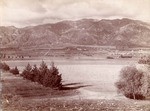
0 18 150 49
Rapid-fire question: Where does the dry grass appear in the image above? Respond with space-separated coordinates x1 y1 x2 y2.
1 72 79 98
1 72 150 111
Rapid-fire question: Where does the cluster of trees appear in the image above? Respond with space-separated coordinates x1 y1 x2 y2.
0 54 25 59
115 56 150 100
10 66 19 75
0 62 19 75
1 61 62 89
21 61 62 89
138 55 150 65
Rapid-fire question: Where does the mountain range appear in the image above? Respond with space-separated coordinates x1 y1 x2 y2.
0 18 150 49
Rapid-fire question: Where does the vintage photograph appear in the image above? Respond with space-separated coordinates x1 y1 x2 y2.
0 0 150 111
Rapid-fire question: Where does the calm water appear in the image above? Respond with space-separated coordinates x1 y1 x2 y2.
4 59 134 93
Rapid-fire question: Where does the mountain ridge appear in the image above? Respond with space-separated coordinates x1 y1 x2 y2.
0 18 150 49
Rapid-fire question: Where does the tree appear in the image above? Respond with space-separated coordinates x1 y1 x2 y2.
42 62 62 88
21 63 32 80
10 66 19 75
115 66 149 100
31 65 40 82
0 62 10 71
38 61 48 84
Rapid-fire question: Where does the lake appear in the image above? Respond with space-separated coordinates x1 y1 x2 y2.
3 59 136 99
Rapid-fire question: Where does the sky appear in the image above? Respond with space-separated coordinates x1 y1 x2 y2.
0 0 150 27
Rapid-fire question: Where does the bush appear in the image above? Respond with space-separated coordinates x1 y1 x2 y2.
115 66 149 100
120 54 132 58
138 55 150 65
0 62 10 71
146 64 150 97
10 66 19 75
106 56 114 59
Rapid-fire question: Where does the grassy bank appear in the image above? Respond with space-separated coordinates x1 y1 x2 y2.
1 72 150 111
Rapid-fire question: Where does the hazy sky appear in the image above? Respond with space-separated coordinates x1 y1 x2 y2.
0 0 150 27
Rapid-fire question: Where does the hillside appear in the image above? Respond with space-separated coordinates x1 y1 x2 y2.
0 18 150 49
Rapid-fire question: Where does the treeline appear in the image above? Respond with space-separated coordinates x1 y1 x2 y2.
0 61 62 89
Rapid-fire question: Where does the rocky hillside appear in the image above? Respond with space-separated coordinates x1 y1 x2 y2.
0 18 150 49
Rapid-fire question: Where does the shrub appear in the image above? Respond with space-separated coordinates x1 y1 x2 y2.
138 55 150 65
120 54 132 58
106 56 114 59
146 63 150 97
10 66 19 75
145 55 150 65
115 66 149 100
0 62 10 71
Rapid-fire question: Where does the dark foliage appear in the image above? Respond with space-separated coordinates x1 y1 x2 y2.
10 66 19 75
21 63 32 80
31 65 40 82
120 54 132 58
43 65 62 88
38 61 48 84
124 93 145 100
21 61 62 89
138 55 150 65
106 56 114 59
0 62 10 71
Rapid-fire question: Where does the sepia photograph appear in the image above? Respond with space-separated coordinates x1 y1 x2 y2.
0 0 150 111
